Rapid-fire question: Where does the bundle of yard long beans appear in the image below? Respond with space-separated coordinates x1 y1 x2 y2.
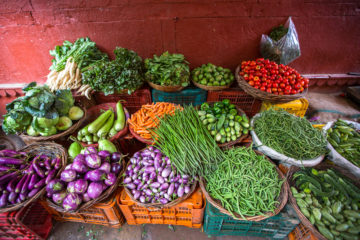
253 109 327 159
153 105 223 177
205 146 283 219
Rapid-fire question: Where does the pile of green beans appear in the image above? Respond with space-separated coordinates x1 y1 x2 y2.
254 109 327 160
154 105 223 177
205 147 283 219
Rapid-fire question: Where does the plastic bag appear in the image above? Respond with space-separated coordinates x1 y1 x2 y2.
250 114 324 167
323 120 360 178
260 17 301 65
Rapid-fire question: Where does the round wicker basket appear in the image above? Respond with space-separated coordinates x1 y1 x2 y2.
287 163 360 240
46 157 126 213
235 65 307 103
200 150 288 221
20 105 87 145
0 142 67 213
192 80 232 91
147 81 184 92
129 126 154 145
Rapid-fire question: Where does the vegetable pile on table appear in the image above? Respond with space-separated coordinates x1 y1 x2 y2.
77 101 126 145
0 149 62 208
198 100 250 144
46 37 108 98
46 147 123 211
327 119 360 167
128 102 182 141
192 63 234 87
145 51 190 87
205 147 283 219
239 58 309 95
124 147 195 204
82 47 144 95
2 82 84 137
253 109 327 160
154 105 223 177
291 168 360 239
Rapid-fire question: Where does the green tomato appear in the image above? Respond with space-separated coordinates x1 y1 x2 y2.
201 80 208 85
213 81 220 86
221 81 226 86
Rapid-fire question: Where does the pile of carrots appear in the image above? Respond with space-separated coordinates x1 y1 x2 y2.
128 102 182 140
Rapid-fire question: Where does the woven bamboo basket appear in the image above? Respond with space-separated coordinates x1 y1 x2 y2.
123 152 197 210
235 65 307 103
20 105 87 145
76 103 130 148
287 163 360 240
46 157 125 213
129 126 154 145
192 80 232 91
0 142 67 213
200 150 288 221
147 81 185 92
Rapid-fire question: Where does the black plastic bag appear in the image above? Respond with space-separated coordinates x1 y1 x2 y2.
260 17 301 65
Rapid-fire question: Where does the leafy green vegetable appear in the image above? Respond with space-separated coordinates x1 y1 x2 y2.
2 108 32 135
54 89 75 116
49 37 108 72
144 52 190 87
82 47 144 95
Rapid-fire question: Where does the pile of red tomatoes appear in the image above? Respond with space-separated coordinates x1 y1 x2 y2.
239 58 309 95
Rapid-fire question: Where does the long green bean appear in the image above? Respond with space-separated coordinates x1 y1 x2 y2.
254 109 327 159
205 146 283 219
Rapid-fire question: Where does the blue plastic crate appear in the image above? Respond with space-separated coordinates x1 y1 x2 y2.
204 202 300 239
151 88 207 106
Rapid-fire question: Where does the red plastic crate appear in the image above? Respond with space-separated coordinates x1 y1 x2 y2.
94 88 152 114
0 201 52 240
117 187 205 228
207 88 262 117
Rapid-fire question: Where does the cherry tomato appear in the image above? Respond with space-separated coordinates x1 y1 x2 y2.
285 85 292 91
260 86 266 91
272 88 278 92
248 80 255 86
266 88 272 93
272 83 278 88
294 84 301 90
291 89 297 94
279 83 286 88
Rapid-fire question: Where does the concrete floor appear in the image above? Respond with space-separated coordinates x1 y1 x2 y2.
48 221 265 240
47 91 360 240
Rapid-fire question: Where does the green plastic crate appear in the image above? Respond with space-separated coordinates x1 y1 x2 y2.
151 88 207 106
204 202 300 239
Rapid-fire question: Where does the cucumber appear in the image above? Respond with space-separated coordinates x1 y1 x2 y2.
300 207 310 218
88 110 112 134
312 208 322 221
336 223 349 232
217 115 226 130
347 226 360 234
332 201 343 214
93 135 99 142
80 123 91 136
344 210 360 219
318 226 334 240
330 229 340 236
85 135 93 142
322 209 337 224
97 112 114 138
340 232 358 240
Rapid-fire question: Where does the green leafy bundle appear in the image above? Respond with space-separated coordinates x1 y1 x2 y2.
144 52 190 87
82 47 145 95
49 37 108 72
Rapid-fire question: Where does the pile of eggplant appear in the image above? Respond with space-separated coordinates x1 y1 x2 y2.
124 147 196 205
0 149 62 208
46 147 123 211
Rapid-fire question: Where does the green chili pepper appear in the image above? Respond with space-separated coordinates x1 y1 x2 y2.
200 102 210 111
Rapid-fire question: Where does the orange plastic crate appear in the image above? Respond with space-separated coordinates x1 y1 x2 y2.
40 190 124 228
117 187 205 228
288 223 318 240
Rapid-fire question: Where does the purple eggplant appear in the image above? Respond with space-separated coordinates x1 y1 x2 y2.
84 147 97 155
0 157 24 165
104 173 116 186
51 157 57 166
177 185 184 197
19 192 27 201
184 185 191 194
126 183 136 190
47 192 51 198
161 167 171 178
111 152 122 162
52 191 67 205
0 166 11 171
34 178 46 189
144 167 155 174
45 169 56 184
0 191 9 207
87 182 103 199
85 154 101 169
54 158 61 169
111 163 122 174
8 191 17 204
28 188 40 198
67 181 76 193
64 164 72 170
46 179 65 194
27 174 38 190
139 195 145 203
99 162 111 174
15 174 27 193
44 157 51 170
63 193 82 211
150 182 160 188
157 175 165 184
123 177 132 184
73 154 85 162
74 179 88 194
60 169 76 182
160 198 168 204
6 176 20 192
167 183 175 196
71 159 88 173
0 171 19 185
0 149 22 158
98 150 111 161
82 193 91 202
160 183 169 191
133 190 141 200
32 160 45 178
84 169 106 182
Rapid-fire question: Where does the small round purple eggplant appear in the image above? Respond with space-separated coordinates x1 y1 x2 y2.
60 169 76 182
98 162 111 173
67 181 76 193
98 150 111 161
71 159 88 173
84 169 106 182
63 193 82 211
111 163 122 174
46 179 65 194
87 182 103 199
84 147 97 155
52 191 67 205
74 179 88 194
104 173 116 186
85 153 101 169
82 192 91 202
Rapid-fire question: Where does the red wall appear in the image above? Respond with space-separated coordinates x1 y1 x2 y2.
0 0 359 84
